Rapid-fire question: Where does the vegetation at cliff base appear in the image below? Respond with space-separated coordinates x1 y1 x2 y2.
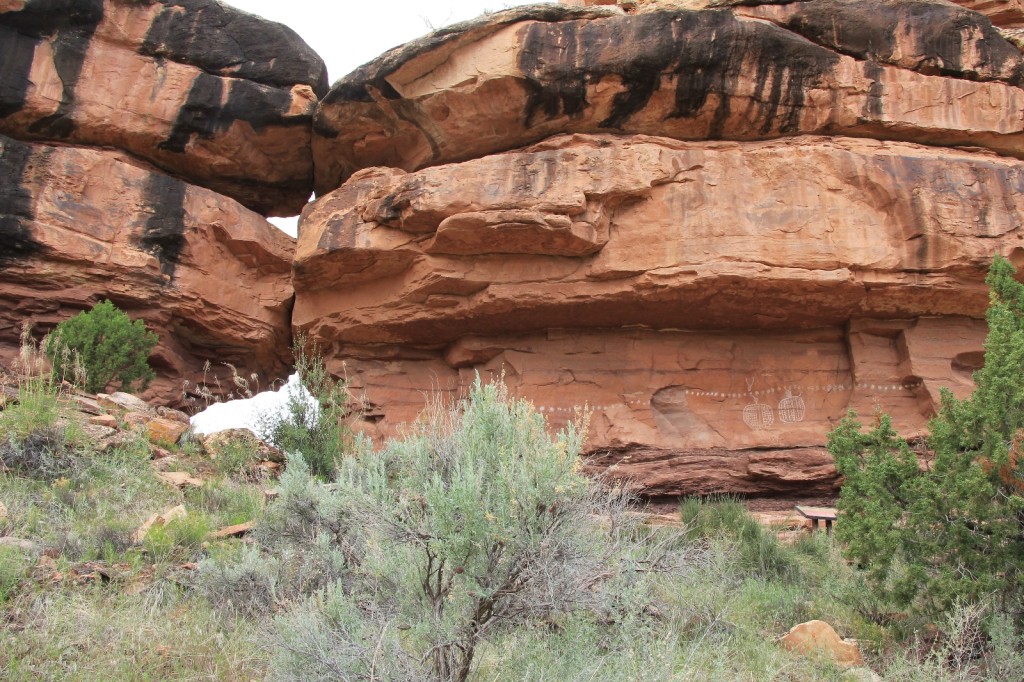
45 300 158 394
2 316 1023 679
255 336 351 481
829 257 1024 621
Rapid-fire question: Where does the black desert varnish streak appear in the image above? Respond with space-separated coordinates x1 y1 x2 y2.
516 11 840 135
140 0 328 96
137 174 187 280
776 0 1024 86
0 135 43 270
318 3 603 110
160 73 301 154
0 0 103 128
0 0 326 215
0 28 38 120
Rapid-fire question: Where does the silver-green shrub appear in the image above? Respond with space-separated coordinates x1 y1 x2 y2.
252 378 688 682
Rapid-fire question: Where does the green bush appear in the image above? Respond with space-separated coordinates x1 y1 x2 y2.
45 300 158 394
256 336 352 479
829 256 1024 618
0 546 30 605
1 325 72 441
680 496 796 582
0 425 77 482
143 514 212 565
239 379 686 681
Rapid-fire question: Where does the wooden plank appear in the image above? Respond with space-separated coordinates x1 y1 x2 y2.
794 505 837 521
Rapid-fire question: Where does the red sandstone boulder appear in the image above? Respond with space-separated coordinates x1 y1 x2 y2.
0 133 294 407
781 620 865 668
0 0 327 215
313 0 1024 194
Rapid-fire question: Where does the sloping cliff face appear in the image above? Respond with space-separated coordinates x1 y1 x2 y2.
297 0 1024 497
0 0 317 405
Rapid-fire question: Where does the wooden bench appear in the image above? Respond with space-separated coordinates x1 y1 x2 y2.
795 506 837 534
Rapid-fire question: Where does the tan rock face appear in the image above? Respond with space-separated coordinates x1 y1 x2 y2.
0 133 294 408
953 0 1024 27
316 319 984 497
294 132 1007 496
145 417 188 446
296 135 1021 343
0 0 327 215
313 1 1024 194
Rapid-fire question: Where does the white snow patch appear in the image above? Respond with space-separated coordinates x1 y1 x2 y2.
190 373 315 436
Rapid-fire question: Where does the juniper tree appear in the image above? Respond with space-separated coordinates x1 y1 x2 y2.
829 256 1024 616
45 300 157 394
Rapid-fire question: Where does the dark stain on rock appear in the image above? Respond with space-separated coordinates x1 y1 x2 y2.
375 193 403 225
518 22 588 128
321 3 610 108
863 60 884 119
517 10 840 134
0 136 44 269
138 173 187 279
27 17 103 138
0 27 40 120
0 0 103 36
779 0 1024 87
0 0 103 125
140 0 328 96
159 72 298 154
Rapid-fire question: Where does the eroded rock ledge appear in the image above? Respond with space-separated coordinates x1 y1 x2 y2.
313 0 1024 194
0 133 294 407
294 131 1012 496
296 134 1022 345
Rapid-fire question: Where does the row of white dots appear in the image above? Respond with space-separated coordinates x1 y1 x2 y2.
533 381 925 413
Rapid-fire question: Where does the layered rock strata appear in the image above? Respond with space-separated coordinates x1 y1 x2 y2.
296 134 1022 340
295 132 1006 495
0 133 294 406
299 0 1024 497
313 0 1024 194
953 0 1024 26
0 0 327 215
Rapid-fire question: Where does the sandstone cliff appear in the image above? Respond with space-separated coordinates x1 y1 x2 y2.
3 0 1020 499
296 0 1024 498
312 0 1024 195
0 0 327 216
0 0 312 407
0 133 294 406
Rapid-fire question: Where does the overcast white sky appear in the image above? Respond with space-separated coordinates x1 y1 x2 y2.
221 0 554 235
195 1 556 432
226 0 555 83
